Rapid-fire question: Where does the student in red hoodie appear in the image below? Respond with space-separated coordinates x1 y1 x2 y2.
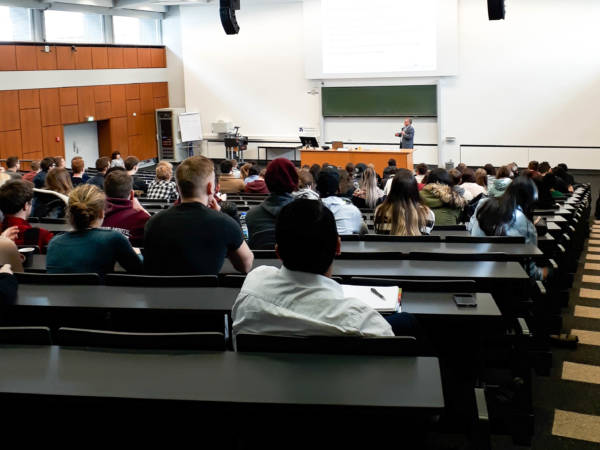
0 179 54 249
244 167 269 194
102 170 150 248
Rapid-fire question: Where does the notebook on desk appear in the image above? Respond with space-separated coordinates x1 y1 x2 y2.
341 285 401 313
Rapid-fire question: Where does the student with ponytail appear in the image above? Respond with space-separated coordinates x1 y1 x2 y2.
46 184 143 275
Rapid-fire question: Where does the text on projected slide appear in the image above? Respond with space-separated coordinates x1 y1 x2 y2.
321 0 437 74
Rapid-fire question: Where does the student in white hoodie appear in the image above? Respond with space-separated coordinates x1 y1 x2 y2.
316 169 365 235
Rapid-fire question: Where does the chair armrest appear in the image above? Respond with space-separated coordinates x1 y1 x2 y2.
517 317 531 337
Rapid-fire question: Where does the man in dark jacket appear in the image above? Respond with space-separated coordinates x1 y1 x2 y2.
33 157 56 189
245 158 298 249
102 170 150 247
87 157 110 190
124 156 148 194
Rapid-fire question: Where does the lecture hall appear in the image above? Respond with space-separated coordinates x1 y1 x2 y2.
0 0 597 448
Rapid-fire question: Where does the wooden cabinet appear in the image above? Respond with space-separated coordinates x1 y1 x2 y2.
56 46 76 70
40 89 61 127
36 46 57 70
77 87 96 122
20 109 43 155
15 46 37 71
110 84 127 118
92 47 109 69
0 91 21 131
0 130 22 160
19 90 40 110
42 125 64 158
0 46 17 71
74 46 93 70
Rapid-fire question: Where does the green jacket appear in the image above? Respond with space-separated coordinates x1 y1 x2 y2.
419 183 467 225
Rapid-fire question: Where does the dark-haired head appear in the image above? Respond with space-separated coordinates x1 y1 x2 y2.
426 168 452 186
345 162 355 175
316 168 340 198
416 163 428 175
528 160 539 172
538 161 551 174
220 160 233 175
461 168 476 183
0 179 33 215
386 169 420 204
484 164 496 176
558 163 568 172
476 176 538 236
496 165 511 179
388 158 396 167
276 199 339 276
448 169 462 187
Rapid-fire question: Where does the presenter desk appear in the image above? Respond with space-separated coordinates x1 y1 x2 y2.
301 148 413 175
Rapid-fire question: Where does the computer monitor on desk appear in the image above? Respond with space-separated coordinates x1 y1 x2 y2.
300 136 320 149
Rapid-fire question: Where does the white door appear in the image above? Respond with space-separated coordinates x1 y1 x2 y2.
63 122 100 170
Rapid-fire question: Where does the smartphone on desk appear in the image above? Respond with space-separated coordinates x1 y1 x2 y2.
453 293 477 307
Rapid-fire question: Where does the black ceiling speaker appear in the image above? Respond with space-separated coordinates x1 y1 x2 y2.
220 0 241 35
487 0 505 20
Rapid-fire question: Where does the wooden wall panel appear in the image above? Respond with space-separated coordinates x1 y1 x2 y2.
36 46 57 70
126 84 140 100
20 109 43 155
126 100 142 136
128 134 143 158
56 46 76 70
150 48 166 68
19 90 40 110
60 105 79 124
0 46 17 71
15 46 37 71
92 47 109 69
0 91 21 131
0 130 22 160
107 47 125 69
42 125 64 158
153 97 169 110
59 87 78 106
110 117 129 157
137 48 152 68
40 89 61 127
74 46 93 70
94 85 111 103
95 102 111 121
140 113 157 160
110 85 127 118
140 83 154 114
152 82 168 99
123 48 138 69
77 87 96 121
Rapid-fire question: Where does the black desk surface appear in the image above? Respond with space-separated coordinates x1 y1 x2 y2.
13 285 501 319
0 346 444 411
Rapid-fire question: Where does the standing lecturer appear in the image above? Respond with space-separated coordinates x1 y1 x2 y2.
395 118 414 149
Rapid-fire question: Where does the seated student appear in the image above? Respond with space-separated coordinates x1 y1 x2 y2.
110 151 125 168
475 168 489 193
557 163 575 186
292 169 319 200
0 180 53 248
352 167 384 209
124 156 148 194
87 157 110 190
317 169 365 235
218 160 245 193
33 157 56 189
102 170 150 248
415 163 428 184
345 162 355 178
6 156 21 180
338 170 356 199
147 161 178 202
382 158 397 181
449 168 473 202
419 168 467 225
309 164 321 186
552 165 574 193
70 156 90 187
240 162 252 182
47 185 143 275
0 264 18 303
0 226 25 273
470 176 548 280
54 156 66 169
484 163 496 187
23 160 41 184
231 159 241 178
244 166 269 194
144 155 253 275
232 199 394 338
246 158 298 246
32 167 72 219
374 169 434 236
487 165 513 198
461 168 487 199
538 161 568 199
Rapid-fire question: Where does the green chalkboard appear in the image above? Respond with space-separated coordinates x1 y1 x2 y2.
322 85 437 117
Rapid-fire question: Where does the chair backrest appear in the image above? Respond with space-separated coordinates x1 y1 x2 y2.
105 274 218 287
57 328 226 351
444 235 525 244
253 249 278 259
138 197 173 204
14 272 101 285
0 326 52 345
340 234 442 242
249 228 276 250
31 192 66 219
431 225 467 231
37 217 68 224
407 251 510 261
220 274 246 288
347 277 479 292
235 333 418 356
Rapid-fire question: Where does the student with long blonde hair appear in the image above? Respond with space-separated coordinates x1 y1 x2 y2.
353 167 384 209
374 169 435 236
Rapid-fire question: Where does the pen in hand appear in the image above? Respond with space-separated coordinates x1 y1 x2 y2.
370 288 385 301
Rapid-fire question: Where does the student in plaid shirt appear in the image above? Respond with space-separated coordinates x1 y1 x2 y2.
147 161 179 202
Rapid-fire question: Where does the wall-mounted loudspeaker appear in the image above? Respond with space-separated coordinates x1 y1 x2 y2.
220 0 241 35
487 0 505 20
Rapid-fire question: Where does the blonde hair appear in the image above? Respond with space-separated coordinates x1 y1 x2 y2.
67 185 105 230
0 172 12 188
240 163 252 180
360 167 379 209
175 156 215 198
156 161 173 181
45 167 73 195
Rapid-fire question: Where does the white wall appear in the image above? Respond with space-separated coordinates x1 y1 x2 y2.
64 122 99 167
163 6 186 108
178 0 600 169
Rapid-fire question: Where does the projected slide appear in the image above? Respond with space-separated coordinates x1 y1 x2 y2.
321 0 437 74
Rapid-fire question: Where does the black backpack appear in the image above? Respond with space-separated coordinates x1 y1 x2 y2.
458 193 484 224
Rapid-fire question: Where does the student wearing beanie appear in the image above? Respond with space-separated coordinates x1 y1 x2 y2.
245 158 298 248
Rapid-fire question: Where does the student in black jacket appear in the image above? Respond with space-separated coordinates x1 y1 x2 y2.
124 156 148 194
